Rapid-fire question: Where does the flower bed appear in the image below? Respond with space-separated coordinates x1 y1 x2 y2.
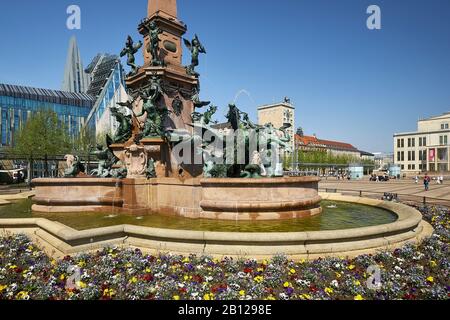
0 205 448 300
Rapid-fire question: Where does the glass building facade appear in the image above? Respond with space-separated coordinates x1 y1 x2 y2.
0 84 94 147
84 55 126 135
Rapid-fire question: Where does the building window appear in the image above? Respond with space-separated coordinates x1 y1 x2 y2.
397 139 401 148
412 164 415 170
401 165 404 170
397 152 401 162
401 151 404 161
423 137 427 147
408 138 411 148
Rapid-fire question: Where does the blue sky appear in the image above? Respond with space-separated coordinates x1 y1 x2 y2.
1 0 449 153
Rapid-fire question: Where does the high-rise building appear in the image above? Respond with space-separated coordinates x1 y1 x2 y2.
62 36 90 94
258 99 295 153
84 54 127 138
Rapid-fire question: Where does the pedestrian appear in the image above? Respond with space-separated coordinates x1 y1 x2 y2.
424 173 431 191
415 176 419 184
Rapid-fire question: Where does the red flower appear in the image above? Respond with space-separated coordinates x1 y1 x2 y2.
143 274 154 282
244 268 253 274
309 285 318 293
192 275 204 283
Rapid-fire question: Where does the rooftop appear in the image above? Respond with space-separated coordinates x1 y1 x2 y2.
295 134 359 152
258 101 295 111
0 83 95 108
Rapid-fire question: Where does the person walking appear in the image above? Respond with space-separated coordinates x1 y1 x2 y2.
424 174 431 191
415 176 419 184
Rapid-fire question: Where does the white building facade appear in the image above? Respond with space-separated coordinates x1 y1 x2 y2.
394 113 450 173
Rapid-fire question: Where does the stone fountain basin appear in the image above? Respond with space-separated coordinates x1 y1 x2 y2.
0 194 433 260
31 176 322 221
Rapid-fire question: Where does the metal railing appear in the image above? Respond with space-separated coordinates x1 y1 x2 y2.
319 187 450 207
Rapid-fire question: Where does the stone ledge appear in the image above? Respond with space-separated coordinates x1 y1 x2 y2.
0 194 434 260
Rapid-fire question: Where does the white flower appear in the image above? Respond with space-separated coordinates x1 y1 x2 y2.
331 280 339 288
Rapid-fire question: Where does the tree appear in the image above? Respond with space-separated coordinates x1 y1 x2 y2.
9 110 72 180
72 128 98 172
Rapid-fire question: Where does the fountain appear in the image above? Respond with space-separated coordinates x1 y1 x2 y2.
31 0 322 222
0 0 433 259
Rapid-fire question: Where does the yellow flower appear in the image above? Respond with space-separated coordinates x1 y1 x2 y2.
27 245 34 251
239 290 246 296
265 295 276 300
301 294 311 300
182 257 190 263
427 276 434 283
145 268 152 273
299 259 306 264
354 294 364 300
262 260 268 266
60 274 66 281
129 277 138 284
430 261 437 268
16 291 29 300
335 272 342 279
103 288 116 298
77 261 86 268
325 287 334 295
0 285 7 292
283 282 291 288
203 293 214 300
254 276 264 283
173 295 180 301
76 281 87 289
354 280 361 286
289 268 296 275
257 267 264 272
348 265 355 270
9 265 17 269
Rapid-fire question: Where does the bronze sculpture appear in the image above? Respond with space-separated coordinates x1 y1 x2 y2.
120 36 143 75
183 34 206 76
90 137 120 178
144 21 163 66
110 105 132 143
137 76 168 137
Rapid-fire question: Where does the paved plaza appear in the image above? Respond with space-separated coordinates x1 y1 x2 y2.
320 178 450 204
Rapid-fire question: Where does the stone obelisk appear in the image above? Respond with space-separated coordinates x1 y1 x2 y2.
123 0 201 179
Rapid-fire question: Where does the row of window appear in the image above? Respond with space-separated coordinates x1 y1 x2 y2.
397 137 427 148
441 123 449 130
397 150 429 162
0 105 88 146
398 164 427 171
397 135 450 148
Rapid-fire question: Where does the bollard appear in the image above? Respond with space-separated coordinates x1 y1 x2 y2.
423 197 426 205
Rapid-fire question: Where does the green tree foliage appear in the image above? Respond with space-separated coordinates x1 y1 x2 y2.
9 110 72 178
290 150 375 167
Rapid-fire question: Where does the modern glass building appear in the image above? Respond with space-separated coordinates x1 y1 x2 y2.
84 54 127 137
0 83 95 147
